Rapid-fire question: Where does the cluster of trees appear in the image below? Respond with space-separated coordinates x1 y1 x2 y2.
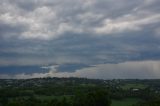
134 97 160 106
0 89 111 106
73 89 111 106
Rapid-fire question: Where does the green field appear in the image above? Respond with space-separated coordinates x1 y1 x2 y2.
120 84 147 90
36 95 72 101
111 98 140 106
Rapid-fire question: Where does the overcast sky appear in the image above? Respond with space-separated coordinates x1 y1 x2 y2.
0 0 160 79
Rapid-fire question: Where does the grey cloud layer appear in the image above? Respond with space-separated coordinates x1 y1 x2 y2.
0 0 160 39
0 0 160 66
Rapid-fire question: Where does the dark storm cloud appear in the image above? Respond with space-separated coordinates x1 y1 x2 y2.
0 0 160 73
0 18 28 38
1 32 160 67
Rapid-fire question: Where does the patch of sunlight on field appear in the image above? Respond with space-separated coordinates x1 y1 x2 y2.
121 84 147 90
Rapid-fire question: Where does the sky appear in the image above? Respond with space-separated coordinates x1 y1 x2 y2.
0 0 160 79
